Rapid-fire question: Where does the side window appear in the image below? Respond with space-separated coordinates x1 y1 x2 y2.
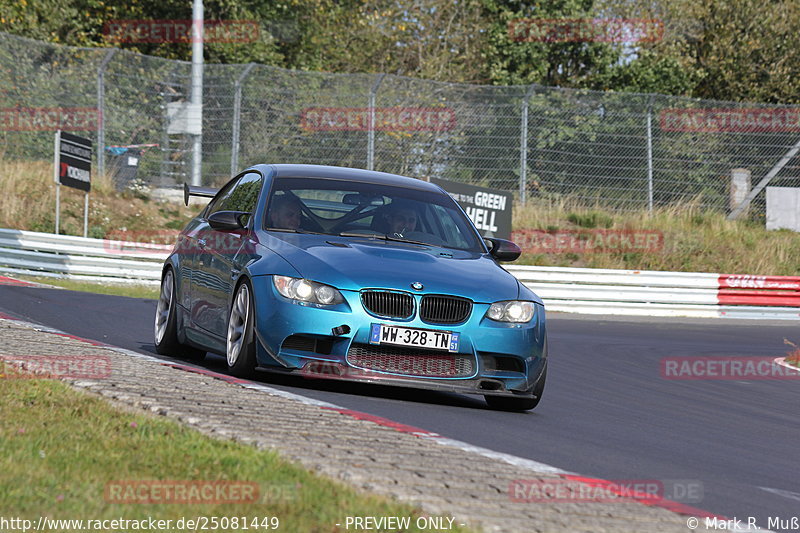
223 172 263 213
431 204 470 249
206 172 263 219
205 178 240 217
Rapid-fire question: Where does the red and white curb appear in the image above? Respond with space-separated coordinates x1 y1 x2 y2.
0 275 47 287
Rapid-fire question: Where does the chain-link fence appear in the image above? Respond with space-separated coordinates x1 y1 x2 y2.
2 30 800 215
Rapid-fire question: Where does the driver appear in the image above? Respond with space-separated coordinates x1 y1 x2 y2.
268 195 303 230
385 202 418 235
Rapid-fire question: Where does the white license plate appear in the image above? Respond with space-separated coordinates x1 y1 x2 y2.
369 324 459 352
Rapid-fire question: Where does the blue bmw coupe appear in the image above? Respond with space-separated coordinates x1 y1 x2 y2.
154 164 547 411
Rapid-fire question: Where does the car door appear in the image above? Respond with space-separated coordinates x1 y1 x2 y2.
191 172 264 337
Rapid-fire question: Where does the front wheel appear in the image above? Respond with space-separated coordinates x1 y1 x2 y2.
154 268 205 361
227 280 257 378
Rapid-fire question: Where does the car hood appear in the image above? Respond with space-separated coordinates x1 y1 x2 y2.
261 233 524 303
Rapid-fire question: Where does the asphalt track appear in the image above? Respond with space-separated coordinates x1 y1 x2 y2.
1 284 799 530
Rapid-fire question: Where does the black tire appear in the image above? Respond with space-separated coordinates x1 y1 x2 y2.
485 360 547 412
154 268 206 361
226 279 257 378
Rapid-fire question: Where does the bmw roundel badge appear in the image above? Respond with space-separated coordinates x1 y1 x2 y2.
411 282 424 291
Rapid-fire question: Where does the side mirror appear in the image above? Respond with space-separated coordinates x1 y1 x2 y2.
207 210 249 231
484 238 521 262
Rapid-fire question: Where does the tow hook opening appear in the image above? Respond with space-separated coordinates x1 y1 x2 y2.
479 380 503 391
332 325 351 336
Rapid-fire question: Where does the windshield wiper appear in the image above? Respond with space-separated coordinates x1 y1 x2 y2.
337 231 429 246
268 228 328 235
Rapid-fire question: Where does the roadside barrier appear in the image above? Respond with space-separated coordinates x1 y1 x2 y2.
507 265 800 319
0 228 797 319
0 228 166 285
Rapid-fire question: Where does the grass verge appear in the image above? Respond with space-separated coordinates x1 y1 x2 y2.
514 197 800 275
13 276 159 300
0 377 472 532
0 158 196 239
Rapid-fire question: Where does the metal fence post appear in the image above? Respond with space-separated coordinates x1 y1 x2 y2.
96 49 117 179
519 85 536 206
728 136 800 220
190 0 204 186
367 74 386 171
646 104 654 213
231 63 256 177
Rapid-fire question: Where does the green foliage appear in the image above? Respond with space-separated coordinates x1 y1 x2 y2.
600 51 699 96
2 0 799 110
596 0 800 103
481 0 621 88
567 210 613 228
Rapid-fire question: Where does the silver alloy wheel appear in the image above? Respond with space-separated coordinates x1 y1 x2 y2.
154 269 174 344
227 283 250 367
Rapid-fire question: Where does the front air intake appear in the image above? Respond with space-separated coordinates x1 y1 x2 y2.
361 290 415 319
420 295 472 324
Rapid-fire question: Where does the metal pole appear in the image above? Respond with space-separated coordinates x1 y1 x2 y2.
231 63 256 176
54 131 61 234
190 0 204 186
646 105 654 213
367 74 386 171
83 193 89 238
96 49 116 180
519 85 535 206
728 136 800 220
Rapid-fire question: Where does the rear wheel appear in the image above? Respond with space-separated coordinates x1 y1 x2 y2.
485 361 546 412
154 268 205 361
227 280 257 378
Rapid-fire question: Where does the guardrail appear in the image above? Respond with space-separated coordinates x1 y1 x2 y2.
0 228 798 319
506 265 800 320
0 228 167 285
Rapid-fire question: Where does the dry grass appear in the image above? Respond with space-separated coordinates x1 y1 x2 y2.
514 196 800 275
0 158 196 239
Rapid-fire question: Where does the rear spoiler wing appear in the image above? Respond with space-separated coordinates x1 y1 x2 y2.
183 183 218 206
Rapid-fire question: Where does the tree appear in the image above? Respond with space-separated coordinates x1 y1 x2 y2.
480 0 622 88
597 0 800 103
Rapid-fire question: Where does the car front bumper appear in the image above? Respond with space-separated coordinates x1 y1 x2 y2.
250 275 547 398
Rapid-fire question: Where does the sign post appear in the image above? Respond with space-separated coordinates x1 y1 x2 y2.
431 178 513 240
54 131 92 236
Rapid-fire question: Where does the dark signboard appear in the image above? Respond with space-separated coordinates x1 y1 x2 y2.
57 131 92 192
431 178 513 240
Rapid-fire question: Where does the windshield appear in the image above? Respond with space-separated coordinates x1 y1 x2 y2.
264 176 484 253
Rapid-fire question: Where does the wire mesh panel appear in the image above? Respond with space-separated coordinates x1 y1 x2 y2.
374 77 526 190
2 30 800 216
0 33 104 160
236 67 376 173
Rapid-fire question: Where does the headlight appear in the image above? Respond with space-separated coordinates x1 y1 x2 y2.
273 276 344 305
486 301 535 323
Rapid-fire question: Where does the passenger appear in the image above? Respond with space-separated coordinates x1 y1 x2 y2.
268 195 303 230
